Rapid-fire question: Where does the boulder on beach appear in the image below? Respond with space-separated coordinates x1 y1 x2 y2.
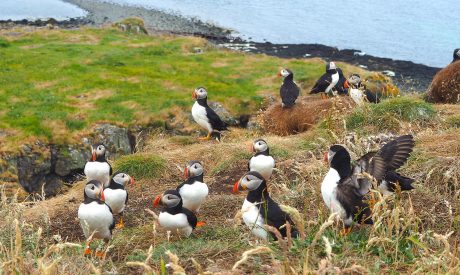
426 61 460 104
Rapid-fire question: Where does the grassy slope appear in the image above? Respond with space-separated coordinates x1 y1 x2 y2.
2 96 460 274
0 26 372 148
2 26 459 274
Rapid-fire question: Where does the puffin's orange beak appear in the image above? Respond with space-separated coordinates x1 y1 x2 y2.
153 195 162 207
91 150 96 161
100 190 105 201
184 167 189 179
130 177 135 186
324 152 328 163
232 180 240 193
344 80 349 89
192 91 197 100
277 72 282 77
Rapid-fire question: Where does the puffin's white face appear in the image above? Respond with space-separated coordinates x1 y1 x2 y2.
113 173 135 186
456 49 460 58
235 173 264 192
279 69 291 77
161 192 181 207
348 74 361 86
84 180 104 200
327 62 337 71
193 87 207 100
91 144 106 161
253 139 268 153
184 161 203 178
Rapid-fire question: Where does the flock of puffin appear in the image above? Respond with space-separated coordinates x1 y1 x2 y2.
77 62 417 257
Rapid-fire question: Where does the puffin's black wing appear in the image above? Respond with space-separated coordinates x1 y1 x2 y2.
310 73 331 94
366 135 415 182
109 162 113 176
205 106 228 131
182 208 198 229
280 82 300 107
336 178 373 225
364 89 380 103
259 197 299 239
125 191 128 205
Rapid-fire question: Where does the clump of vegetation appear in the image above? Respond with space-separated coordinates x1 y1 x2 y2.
114 154 166 179
446 115 460 128
346 96 436 131
0 37 9 48
113 17 148 34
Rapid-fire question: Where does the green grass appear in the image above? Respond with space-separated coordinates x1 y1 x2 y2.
0 27 334 146
346 96 436 132
113 154 166 179
446 115 460 128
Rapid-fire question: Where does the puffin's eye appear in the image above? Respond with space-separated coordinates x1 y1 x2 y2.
122 174 125 178
91 186 94 190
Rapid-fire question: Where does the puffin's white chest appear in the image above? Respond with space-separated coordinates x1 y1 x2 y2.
179 181 209 212
321 169 348 221
326 72 339 94
84 161 111 187
78 201 114 240
241 199 268 240
104 188 127 214
350 88 366 105
192 102 212 132
249 155 275 180
158 212 193 236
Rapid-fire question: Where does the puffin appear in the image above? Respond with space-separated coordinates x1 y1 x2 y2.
153 190 202 237
233 171 299 240
321 135 415 234
176 160 208 213
347 74 380 104
78 180 115 256
453 48 460 63
84 144 112 188
104 172 135 229
191 87 228 141
248 139 275 181
310 62 340 99
278 68 300 108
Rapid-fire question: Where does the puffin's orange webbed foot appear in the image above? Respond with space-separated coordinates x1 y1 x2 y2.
115 217 125 229
198 133 212 141
84 248 92 255
95 251 106 258
340 227 352 237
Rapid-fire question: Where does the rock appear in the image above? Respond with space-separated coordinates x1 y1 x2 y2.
54 146 89 177
94 124 133 159
426 61 460 103
246 115 261 131
16 148 52 194
208 101 238 126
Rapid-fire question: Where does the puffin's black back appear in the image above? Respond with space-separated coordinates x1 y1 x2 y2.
280 73 300 107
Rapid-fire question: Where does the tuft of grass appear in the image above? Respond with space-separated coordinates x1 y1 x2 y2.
446 115 460 128
0 37 10 48
346 96 436 131
114 153 166 179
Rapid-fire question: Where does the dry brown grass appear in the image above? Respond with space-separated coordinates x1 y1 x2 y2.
261 95 355 135
4 95 460 273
